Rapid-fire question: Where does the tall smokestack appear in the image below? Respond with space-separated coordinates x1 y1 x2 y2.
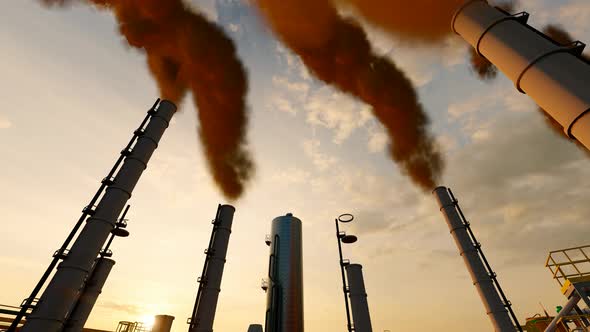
62 257 116 332
433 186 519 332
345 264 373 332
264 213 304 332
452 0 590 151
152 315 175 332
20 100 176 332
247 324 263 332
188 205 235 332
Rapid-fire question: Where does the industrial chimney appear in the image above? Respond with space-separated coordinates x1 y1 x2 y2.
188 204 235 332
247 324 263 332
20 100 176 332
433 187 520 332
62 257 116 332
152 315 175 332
345 264 373 332
264 213 304 332
453 0 590 150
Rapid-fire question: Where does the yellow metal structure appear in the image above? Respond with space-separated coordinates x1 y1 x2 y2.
545 245 590 289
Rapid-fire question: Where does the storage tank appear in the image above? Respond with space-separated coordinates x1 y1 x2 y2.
264 213 304 332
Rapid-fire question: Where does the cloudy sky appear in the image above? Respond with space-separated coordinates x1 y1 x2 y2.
2 1 590 331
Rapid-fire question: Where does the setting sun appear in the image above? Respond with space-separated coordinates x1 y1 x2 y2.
140 315 155 330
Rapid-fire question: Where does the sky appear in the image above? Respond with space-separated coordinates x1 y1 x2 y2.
1 0 590 331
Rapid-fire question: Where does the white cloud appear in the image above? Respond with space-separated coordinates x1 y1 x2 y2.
271 167 310 185
0 115 12 129
305 87 372 144
558 1 590 36
228 23 240 33
272 76 310 96
367 128 388 153
302 139 338 171
270 95 297 115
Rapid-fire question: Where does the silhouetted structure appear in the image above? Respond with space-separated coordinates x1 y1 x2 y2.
247 324 263 332
264 213 304 332
433 186 520 332
14 100 176 332
346 264 373 332
152 315 174 332
188 205 235 332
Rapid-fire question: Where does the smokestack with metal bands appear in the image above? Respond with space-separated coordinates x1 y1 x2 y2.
63 257 115 332
433 187 516 332
453 0 590 151
345 264 373 332
188 205 235 332
21 100 176 332
152 315 175 332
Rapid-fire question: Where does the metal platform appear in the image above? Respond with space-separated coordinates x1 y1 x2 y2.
546 245 590 288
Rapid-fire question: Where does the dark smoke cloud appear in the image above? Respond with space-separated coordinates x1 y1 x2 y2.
468 49 498 81
41 0 254 200
256 0 443 191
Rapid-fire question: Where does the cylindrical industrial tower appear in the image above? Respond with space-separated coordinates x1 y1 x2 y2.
247 324 263 332
453 0 590 150
345 264 373 332
21 100 176 332
265 213 304 332
433 187 515 332
152 315 175 332
62 258 116 332
189 205 235 332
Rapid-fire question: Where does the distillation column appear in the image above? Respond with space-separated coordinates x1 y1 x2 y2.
433 187 516 332
21 100 176 332
188 205 235 332
345 264 373 332
453 0 590 150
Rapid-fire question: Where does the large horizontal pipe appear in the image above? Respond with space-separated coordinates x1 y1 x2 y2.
453 0 590 150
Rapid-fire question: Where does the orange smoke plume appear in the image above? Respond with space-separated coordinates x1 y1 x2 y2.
41 0 254 199
256 0 443 190
332 0 466 43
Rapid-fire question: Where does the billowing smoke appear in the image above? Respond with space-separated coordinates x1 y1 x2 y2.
332 0 466 43
468 49 498 80
41 0 254 200
255 0 443 190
